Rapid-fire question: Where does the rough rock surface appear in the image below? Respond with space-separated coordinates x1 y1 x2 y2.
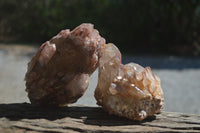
25 23 105 106
0 103 200 133
95 43 164 121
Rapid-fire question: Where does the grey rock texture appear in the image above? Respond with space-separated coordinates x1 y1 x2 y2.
0 104 200 133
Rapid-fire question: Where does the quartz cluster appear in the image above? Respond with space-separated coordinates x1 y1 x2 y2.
25 24 105 106
25 23 164 121
95 44 164 121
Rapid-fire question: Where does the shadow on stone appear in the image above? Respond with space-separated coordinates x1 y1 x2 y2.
0 103 156 126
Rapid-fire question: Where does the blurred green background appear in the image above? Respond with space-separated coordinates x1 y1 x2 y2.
1 0 200 55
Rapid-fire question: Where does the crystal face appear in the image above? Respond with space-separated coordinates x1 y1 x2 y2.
95 43 164 121
25 23 105 106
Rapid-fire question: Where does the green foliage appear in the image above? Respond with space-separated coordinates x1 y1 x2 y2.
0 0 200 55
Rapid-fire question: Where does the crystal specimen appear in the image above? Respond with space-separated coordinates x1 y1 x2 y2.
95 43 164 121
25 23 105 106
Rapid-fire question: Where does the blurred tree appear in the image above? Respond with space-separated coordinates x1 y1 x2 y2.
0 0 200 55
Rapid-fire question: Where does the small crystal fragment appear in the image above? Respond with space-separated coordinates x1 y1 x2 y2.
95 43 164 121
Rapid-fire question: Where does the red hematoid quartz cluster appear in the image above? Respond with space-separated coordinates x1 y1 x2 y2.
25 23 164 121
95 44 164 120
25 24 105 106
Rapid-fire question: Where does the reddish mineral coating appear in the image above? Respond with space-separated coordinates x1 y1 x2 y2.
95 43 164 121
25 23 105 106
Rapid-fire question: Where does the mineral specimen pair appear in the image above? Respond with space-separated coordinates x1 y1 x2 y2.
25 23 164 121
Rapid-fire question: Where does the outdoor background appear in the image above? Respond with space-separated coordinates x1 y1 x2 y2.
0 0 200 114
